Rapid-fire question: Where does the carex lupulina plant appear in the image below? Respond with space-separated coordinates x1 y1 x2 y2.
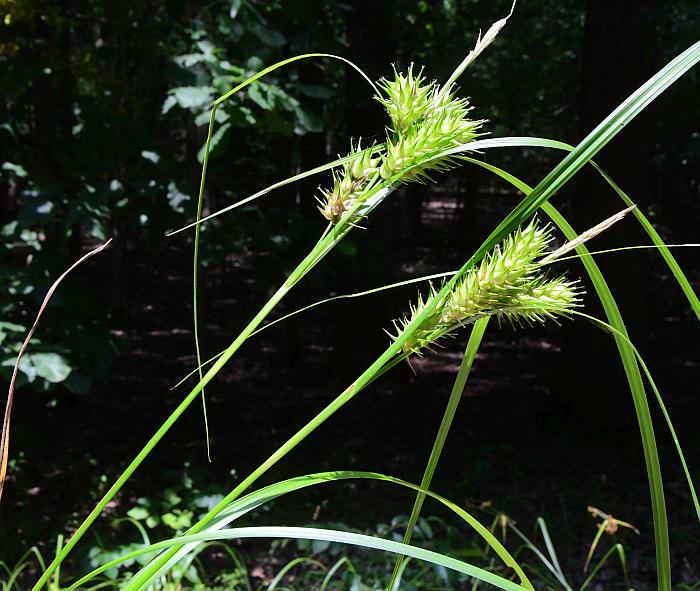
391 220 581 357
27 15 515 591
21 4 700 590
318 65 483 224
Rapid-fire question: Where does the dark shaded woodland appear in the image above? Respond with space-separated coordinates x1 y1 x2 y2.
1 1 699 588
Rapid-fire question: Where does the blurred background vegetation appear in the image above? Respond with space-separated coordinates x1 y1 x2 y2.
2 0 698 392
1 0 699 587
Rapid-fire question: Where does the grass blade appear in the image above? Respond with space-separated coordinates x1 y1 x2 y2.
67 470 529 590
580 543 631 591
467 156 699 523
388 318 494 590
463 136 700 322
536 518 568 586
268 557 327 590
110 526 534 591
167 145 382 236
573 311 700 523
87 525 531 591
190 54 381 461
507 523 573 591
461 156 673 590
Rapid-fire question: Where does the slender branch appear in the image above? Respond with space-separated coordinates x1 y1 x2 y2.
1 239 113 502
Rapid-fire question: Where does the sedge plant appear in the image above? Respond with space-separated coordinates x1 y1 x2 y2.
27 12 515 589
11 7 700 591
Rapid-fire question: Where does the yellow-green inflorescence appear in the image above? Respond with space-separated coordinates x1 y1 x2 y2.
317 141 381 224
318 65 484 224
392 220 582 356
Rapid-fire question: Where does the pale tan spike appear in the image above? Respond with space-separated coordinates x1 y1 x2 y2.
540 205 636 264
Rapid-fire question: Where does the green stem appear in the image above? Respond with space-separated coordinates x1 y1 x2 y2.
193 103 218 462
387 317 490 591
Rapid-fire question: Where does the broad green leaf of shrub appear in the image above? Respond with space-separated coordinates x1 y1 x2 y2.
0 321 24 346
197 122 231 163
294 106 323 134
252 24 286 48
163 86 215 114
299 84 334 99
18 352 71 384
1 162 28 177
127 507 150 521
161 509 193 531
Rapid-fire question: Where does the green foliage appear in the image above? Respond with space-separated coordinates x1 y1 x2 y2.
0 484 635 591
124 469 223 535
0 1 346 393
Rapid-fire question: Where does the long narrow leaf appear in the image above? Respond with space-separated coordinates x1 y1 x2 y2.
463 156 699 523
67 470 530 591
98 526 533 591
388 318 491 590
462 157 677 590
460 136 700 322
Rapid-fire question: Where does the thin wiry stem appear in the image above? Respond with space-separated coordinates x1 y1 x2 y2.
1 240 112 502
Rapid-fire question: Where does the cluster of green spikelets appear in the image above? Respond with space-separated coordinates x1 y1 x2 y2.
393 220 582 356
318 65 484 223
315 65 581 358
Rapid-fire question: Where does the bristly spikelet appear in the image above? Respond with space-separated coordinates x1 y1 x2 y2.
441 220 551 324
377 73 484 183
503 276 581 326
391 220 582 356
375 65 433 134
391 283 447 356
318 141 380 224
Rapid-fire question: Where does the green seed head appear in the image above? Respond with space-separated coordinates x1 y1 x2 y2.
318 142 380 224
320 65 484 224
376 65 434 134
378 84 484 183
391 220 582 356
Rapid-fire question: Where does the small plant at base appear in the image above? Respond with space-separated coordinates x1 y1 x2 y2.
391 219 581 356
584 505 639 573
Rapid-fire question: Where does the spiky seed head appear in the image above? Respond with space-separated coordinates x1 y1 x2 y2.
378 89 484 183
318 142 380 224
376 65 434 134
320 65 484 224
391 220 582 356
